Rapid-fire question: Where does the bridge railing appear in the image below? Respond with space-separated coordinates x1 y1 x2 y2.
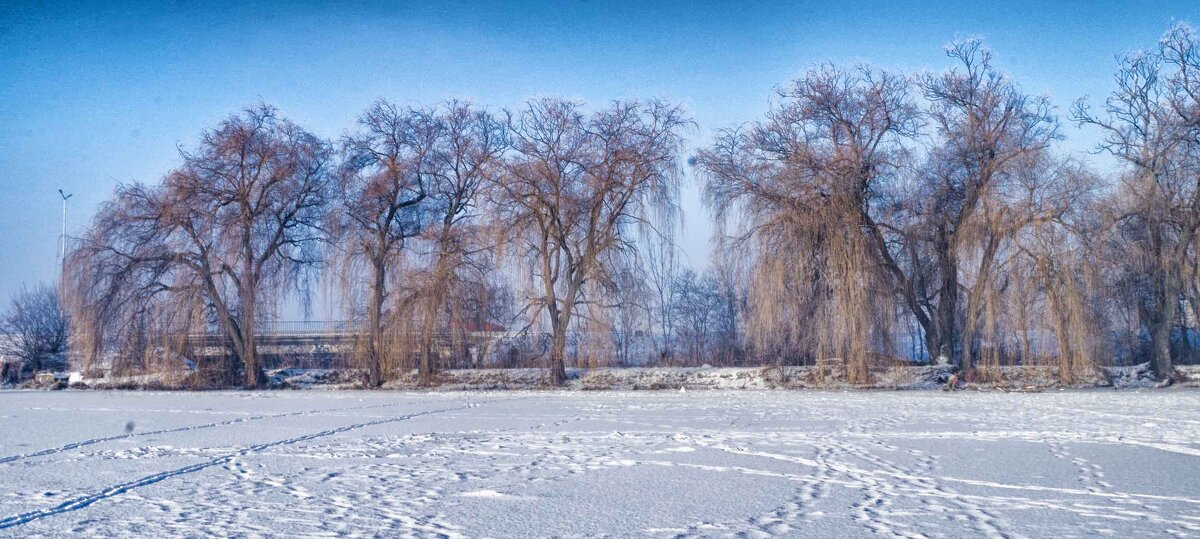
196 321 356 336
258 320 355 335
199 321 516 337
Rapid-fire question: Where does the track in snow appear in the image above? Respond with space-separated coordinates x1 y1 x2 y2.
1 390 1198 537
0 400 487 530
0 400 438 466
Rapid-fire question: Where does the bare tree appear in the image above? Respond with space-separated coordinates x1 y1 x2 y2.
608 263 653 366
699 41 1070 379
1074 23 1200 378
698 64 918 382
664 264 748 367
1 284 69 378
67 104 331 387
65 182 203 377
906 39 1061 369
644 234 680 362
411 102 507 384
671 268 719 365
332 101 440 386
708 257 745 366
499 98 689 385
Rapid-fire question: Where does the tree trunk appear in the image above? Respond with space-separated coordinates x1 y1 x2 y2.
541 242 571 386
212 306 243 387
364 258 386 388
1047 286 1073 384
935 229 959 368
936 276 958 366
240 294 264 388
1149 271 1179 379
549 324 568 386
419 237 456 386
417 294 439 386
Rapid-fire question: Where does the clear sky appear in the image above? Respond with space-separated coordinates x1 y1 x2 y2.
0 0 1195 302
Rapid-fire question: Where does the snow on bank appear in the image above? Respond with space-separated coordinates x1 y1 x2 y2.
295 363 1173 390
47 361 1185 392
0 390 1197 537
375 364 966 391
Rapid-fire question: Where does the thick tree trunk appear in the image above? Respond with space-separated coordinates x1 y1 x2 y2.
240 229 266 388
935 229 959 368
936 281 958 366
541 245 571 386
1151 315 1174 378
549 325 568 386
240 296 264 388
212 307 242 387
1149 271 1179 379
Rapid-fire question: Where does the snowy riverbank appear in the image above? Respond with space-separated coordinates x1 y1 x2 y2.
46 363 1200 391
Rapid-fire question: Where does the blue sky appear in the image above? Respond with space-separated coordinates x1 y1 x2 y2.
0 0 1195 302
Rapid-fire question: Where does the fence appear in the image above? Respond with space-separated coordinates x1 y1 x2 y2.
198 320 355 336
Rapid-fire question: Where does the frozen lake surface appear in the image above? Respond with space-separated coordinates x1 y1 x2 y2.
1 389 1198 537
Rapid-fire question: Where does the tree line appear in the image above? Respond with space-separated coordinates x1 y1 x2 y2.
46 24 1200 387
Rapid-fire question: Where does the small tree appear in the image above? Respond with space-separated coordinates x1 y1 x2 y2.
644 235 681 363
1 284 69 377
672 269 719 365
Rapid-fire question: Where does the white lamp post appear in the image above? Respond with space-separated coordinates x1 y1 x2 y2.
57 188 72 274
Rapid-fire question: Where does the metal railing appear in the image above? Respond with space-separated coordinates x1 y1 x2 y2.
257 320 354 335
199 321 355 336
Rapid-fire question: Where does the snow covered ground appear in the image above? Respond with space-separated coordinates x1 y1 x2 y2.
0 389 1198 537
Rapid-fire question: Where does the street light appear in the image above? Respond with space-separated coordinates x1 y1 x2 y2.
57 189 72 274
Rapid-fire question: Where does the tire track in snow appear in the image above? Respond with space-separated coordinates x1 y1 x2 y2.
0 400 427 465
0 400 492 530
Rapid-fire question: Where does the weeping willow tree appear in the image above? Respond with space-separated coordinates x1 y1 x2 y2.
955 152 1099 380
1073 23 1200 379
329 100 507 385
63 191 208 379
498 98 689 385
330 101 438 387
410 102 507 384
65 104 332 387
1037 250 1107 383
698 40 1097 382
697 65 918 383
910 39 1061 369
